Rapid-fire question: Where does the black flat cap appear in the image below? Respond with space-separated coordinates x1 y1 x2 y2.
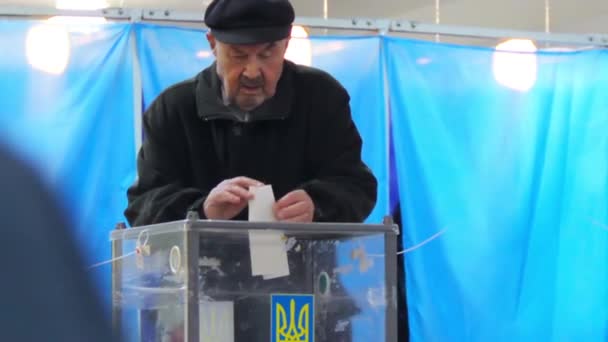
204 0 295 44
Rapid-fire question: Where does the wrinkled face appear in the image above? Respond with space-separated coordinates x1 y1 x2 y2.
207 33 289 112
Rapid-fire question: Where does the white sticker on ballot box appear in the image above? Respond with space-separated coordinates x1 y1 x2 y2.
199 301 234 342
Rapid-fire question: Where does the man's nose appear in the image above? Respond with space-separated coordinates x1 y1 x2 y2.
242 59 262 79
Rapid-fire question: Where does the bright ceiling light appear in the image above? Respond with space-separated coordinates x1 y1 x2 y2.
285 25 312 66
55 0 109 10
25 14 107 76
492 39 538 92
26 23 71 75
291 25 309 39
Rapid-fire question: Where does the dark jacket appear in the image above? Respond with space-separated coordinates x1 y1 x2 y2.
0 144 117 342
125 60 377 226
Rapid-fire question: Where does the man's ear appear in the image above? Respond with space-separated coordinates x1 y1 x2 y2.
283 38 290 56
206 32 217 56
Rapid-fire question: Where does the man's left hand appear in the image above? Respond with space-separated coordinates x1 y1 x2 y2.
274 190 315 223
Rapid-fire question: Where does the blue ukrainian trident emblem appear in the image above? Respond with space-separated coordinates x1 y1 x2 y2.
271 294 314 342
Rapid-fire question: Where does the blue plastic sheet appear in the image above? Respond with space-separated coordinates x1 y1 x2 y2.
136 24 216 111
3 17 607 340
386 36 608 341
0 20 135 305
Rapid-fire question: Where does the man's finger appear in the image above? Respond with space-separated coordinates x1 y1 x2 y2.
276 201 309 220
276 190 304 209
216 191 241 204
231 176 264 188
225 184 254 200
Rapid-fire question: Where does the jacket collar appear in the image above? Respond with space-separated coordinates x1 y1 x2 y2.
195 61 294 122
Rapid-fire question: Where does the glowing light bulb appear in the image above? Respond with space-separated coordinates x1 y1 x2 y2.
25 23 71 75
285 25 312 66
492 39 538 92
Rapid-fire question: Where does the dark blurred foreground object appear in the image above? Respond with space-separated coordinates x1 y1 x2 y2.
393 204 410 342
0 143 117 342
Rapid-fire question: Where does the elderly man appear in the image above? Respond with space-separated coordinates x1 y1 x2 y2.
125 0 377 340
125 0 376 225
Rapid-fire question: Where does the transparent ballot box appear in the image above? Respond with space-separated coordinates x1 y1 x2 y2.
111 213 398 342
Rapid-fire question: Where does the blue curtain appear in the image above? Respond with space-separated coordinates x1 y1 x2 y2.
136 23 216 110
386 36 608 341
0 19 136 305
309 36 389 223
3 17 608 341
136 24 389 223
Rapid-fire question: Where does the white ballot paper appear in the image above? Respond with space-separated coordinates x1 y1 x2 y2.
248 184 289 279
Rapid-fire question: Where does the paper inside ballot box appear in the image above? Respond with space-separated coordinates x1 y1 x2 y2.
199 301 234 342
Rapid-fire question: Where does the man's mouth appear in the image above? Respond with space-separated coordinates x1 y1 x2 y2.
240 84 262 94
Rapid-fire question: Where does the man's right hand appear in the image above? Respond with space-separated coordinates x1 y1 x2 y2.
203 177 264 220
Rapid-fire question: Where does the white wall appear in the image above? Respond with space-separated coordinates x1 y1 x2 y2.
2 0 607 34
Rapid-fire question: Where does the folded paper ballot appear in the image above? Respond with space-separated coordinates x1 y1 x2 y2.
248 185 289 279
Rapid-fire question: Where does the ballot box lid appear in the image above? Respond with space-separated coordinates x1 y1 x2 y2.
110 218 398 241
